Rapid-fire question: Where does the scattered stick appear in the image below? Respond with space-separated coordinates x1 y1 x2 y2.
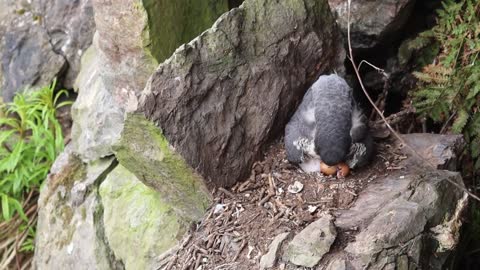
231 240 247 262
218 187 235 199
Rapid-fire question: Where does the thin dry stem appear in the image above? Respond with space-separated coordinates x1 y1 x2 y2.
346 0 480 202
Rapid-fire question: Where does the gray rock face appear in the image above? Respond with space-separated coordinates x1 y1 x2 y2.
400 133 464 171
70 0 159 161
0 0 95 101
330 134 468 270
34 148 119 270
283 214 337 267
32 0 96 88
139 0 345 187
336 170 467 269
260 232 290 269
328 0 415 49
1 13 66 101
261 134 468 270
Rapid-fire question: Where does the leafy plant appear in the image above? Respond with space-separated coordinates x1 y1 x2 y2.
0 81 69 220
0 80 70 260
411 0 480 169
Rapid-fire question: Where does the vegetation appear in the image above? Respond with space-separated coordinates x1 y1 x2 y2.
410 0 480 267
0 81 70 267
410 0 480 169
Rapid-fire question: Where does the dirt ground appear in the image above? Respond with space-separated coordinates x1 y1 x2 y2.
159 137 406 270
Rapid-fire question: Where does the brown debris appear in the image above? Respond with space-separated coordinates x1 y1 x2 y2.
160 139 396 270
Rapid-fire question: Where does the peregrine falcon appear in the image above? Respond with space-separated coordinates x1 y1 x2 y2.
285 74 373 173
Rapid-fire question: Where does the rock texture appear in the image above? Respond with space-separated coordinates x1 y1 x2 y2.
34 149 204 269
400 133 464 171
135 0 345 187
71 0 231 162
99 165 192 270
0 0 95 101
70 0 158 161
284 214 337 267
260 134 468 269
34 0 234 268
260 232 290 269
328 0 415 49
34 149 119 270
336 170 467 269
1 11 66 101
114 114 211 221
32 0 96 88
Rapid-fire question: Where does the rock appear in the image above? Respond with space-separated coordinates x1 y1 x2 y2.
71 0 231 162
325 258 347 270
136 0 345 187
34 148 204 269
114 114 212 219
328 0 415 49
0 0 95 101
318 134 469 270
34 148 119 269
142 0 232 63
260 232 290 269
32 0 96 88
70 36 131 161
1 11 66 101
283 214 336 267
99 164 196 270
400 133 465 171
337 171 467 269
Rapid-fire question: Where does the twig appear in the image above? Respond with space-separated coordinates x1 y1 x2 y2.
373 107 415 127
231 240 247 262
440 111 457 134
346 0 480 202
218 187 235 199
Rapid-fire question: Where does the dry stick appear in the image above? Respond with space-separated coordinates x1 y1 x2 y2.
346 0 480 202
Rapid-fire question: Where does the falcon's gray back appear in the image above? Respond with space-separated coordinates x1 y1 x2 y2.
285 74 354 165
312 75 353 165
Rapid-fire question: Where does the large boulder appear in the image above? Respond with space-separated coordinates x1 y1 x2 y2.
335 170 467 269
34 148 201 269
259 134 468 269
34 149 118 270
0 9 66 102
71 0 232 162
34 0 237 268
126 0 345 188
328 0 416 49
0 0 95 101
32 0 96 88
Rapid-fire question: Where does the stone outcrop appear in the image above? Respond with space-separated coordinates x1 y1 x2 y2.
328 0 416 49
71 0 231 162
33 147 202 269
32 0 96 88
34 148 118 270
259 134 468 269
284 214 337 267
0 0 95 101
131 0 345 187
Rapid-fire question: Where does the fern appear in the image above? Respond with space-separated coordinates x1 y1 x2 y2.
412 0 480 170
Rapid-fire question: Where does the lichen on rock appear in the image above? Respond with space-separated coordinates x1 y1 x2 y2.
99 164 190 270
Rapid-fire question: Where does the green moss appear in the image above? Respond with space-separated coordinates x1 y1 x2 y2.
80 206 87 221
114 113 211 221
99 165 189 269
60 205 74 225
55 224 75 249
141 0 230 63
43 155 86 206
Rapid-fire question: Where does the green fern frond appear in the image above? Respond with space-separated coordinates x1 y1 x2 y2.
452 109 470 133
